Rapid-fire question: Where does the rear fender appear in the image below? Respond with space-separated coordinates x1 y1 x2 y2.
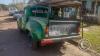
27 21 45 41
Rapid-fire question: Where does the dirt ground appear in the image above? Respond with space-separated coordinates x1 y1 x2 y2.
0 11 95 56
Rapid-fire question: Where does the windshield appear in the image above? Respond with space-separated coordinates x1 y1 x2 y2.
50 7 77 19
31 6 48 18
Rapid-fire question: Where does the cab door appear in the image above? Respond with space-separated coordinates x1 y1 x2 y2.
21 7 33 29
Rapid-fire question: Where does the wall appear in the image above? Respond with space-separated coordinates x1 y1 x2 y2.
98 6 100 24
85 0 93 10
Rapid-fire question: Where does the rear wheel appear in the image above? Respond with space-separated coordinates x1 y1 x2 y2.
31 41 40 49
27 32 40 49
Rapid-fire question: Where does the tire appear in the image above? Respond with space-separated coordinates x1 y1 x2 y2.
13 17 17 20
17 22 24 33
18 25 23 32
31 41 40 50
27 32 40 49
78 39 91 51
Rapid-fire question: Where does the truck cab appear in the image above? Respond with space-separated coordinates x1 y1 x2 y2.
17 0 81 48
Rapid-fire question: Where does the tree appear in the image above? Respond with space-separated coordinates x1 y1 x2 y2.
0 4 8 10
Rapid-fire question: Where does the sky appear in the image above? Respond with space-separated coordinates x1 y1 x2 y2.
0 0 29 5
0 0 13 5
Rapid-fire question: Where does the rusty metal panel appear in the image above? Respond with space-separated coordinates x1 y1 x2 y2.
28 0 81 6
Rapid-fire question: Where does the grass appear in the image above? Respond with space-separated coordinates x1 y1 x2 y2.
81 24 100 53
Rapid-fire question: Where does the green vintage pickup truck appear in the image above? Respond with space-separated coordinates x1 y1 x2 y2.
17 1 81 49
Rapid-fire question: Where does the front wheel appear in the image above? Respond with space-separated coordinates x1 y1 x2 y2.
17 24 23 32
17 21 24 33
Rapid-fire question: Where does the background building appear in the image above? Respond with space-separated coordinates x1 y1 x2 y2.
81 0 100 24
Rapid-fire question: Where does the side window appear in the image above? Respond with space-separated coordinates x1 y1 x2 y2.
24 7 32 17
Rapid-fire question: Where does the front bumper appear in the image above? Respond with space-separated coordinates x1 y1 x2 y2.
40 35 81 46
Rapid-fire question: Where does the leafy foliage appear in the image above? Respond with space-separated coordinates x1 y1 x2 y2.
0 4 8 10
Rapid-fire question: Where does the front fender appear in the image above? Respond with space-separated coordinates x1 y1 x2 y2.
26 21 45 41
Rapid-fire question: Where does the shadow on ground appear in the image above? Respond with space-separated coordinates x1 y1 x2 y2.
0 17 16 24
0 29 64 56
0 15 9 17
4 18 16 22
